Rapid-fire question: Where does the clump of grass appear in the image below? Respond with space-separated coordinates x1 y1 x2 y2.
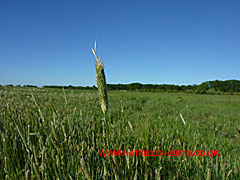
92 41 108 115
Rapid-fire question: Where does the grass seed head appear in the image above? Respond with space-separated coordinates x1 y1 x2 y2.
92 41 108 114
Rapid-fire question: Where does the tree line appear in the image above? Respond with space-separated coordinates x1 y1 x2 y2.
2 80 240 95
43 80 240 95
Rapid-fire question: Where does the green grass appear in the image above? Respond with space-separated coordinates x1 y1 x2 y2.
0 86 239 179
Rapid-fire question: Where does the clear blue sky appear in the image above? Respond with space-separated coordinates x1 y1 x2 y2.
0 0 239 86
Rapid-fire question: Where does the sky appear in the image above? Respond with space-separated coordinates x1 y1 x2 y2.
0 0 240 86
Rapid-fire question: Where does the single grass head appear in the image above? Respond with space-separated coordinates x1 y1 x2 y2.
92 41 108 114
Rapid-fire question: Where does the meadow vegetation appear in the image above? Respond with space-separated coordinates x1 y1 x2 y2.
0 86 239 179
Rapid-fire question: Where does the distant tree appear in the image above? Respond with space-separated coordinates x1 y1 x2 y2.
93 85 97 90
216 89 222 95
23 85 37 88
208 88 216 94
186 89 193 94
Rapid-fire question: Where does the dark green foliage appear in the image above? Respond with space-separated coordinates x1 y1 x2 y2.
4 80 240 94
42 80 240 94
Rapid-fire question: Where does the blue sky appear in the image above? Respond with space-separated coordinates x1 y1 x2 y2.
0 0 239 86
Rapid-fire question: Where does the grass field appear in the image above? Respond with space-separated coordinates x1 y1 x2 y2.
0 87 239 179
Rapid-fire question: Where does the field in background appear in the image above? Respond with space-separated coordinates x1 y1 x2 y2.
0 87 239 179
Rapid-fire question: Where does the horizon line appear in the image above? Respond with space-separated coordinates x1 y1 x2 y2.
1 79 239 88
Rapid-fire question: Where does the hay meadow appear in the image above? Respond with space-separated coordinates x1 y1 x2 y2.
0 86 239 179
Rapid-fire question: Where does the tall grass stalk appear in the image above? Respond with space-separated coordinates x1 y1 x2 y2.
92 41 110 144
92 41 109 143
92 41 118 178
